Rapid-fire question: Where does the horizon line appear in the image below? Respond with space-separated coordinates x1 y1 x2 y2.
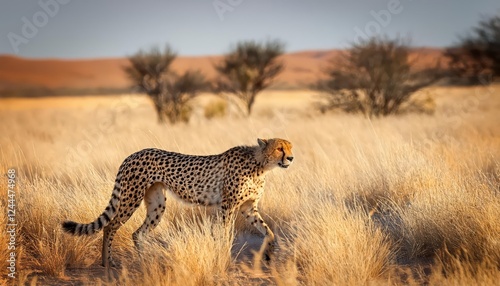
0 46 446 61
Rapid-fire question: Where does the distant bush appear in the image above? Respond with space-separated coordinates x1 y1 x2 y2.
178 104 193 123
214 39 285 116
124 46 207 124
445 15 500 85
204 99 227 119
317 36 444 117
398 90 436 115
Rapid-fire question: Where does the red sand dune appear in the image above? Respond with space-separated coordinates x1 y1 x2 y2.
0 48 444 92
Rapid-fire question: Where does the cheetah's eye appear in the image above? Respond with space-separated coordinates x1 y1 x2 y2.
277 147 283 152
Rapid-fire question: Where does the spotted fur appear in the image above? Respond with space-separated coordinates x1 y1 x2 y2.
62 138 293 269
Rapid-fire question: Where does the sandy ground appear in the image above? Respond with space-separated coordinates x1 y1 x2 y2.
0 90 320 115
0 48 444 91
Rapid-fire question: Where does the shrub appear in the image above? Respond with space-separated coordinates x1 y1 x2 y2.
445 15 500 85
204 99 227 119
124 46 207 124
317 36 444 117
214 39 285 116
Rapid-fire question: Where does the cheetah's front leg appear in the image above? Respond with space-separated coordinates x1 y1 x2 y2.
241 200 275 261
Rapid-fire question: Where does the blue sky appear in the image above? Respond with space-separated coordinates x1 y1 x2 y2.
1 0 499 59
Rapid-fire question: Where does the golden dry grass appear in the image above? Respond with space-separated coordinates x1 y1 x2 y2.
0 86 499 285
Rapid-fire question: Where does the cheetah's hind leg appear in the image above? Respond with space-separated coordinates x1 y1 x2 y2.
102 223 120 268
132 182 167 250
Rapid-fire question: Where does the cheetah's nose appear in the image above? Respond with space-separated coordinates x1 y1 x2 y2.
287 156 294 162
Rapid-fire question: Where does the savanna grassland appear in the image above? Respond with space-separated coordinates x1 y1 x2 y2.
0 86 499 285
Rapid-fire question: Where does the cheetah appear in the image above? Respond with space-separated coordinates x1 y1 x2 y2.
62 138 293 270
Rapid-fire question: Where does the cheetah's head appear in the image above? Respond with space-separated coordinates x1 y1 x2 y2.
257 138 294 170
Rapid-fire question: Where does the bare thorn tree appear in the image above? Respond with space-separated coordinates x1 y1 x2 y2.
214 40 285 115
124 46 206 123
317 36 444 117
445 15 500 85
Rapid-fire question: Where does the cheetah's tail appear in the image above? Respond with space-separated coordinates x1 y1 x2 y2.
62 174 122 236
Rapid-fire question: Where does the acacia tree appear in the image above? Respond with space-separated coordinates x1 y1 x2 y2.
124 46 207 123
214 40 285 115
445 15 500 84
317 36 443 117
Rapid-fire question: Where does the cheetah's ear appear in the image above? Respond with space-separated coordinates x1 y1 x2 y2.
257 138 268 148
